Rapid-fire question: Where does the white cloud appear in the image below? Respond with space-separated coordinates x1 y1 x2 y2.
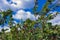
13 10 40 21
0 0 34 11
3 25 11 33
0 25 10 32
50 11 57 15
48 13 60 26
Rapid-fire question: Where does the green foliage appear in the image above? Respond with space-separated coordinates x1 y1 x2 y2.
0 0 60 40
0 9 12 25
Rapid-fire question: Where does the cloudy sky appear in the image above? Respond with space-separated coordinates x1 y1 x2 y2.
0 0 40 21
0 0 60 31
0 0 39 31
0 0 34 11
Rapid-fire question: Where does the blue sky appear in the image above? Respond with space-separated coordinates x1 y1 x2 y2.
0 0 60 31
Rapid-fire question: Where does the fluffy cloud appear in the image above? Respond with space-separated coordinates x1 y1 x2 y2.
3 25 10 33
0 0 34 11
11 0 34 8
0 25 10 32
48 12 60 26
13 10 40 21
